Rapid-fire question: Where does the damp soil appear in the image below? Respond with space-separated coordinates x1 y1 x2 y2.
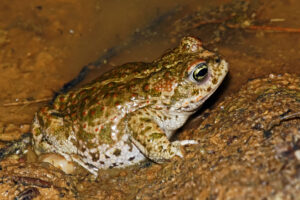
0 0 299 199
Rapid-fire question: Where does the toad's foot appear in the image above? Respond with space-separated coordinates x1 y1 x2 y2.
128 109 199 162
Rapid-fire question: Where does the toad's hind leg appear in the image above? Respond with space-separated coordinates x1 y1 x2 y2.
127 109 197 163
32 107 77 156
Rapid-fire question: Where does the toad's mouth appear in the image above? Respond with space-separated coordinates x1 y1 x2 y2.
182 85 221 113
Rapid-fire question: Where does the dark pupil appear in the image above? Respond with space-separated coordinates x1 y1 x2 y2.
197 67 208 77
193 64 208 81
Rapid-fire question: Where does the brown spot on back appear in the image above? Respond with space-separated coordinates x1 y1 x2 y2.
143 84 150 91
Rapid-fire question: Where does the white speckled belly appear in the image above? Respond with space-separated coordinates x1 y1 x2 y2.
76 134 145 174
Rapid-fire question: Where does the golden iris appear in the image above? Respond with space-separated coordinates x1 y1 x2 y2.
193 63 208 82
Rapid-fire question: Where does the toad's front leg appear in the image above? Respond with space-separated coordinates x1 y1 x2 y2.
127 108 197 163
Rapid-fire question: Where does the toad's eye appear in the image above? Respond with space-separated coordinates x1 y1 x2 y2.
192 62 208 82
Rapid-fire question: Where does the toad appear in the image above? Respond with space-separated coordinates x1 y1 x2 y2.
32 37 228 175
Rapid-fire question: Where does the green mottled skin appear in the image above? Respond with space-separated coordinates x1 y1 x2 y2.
32 37 228 175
